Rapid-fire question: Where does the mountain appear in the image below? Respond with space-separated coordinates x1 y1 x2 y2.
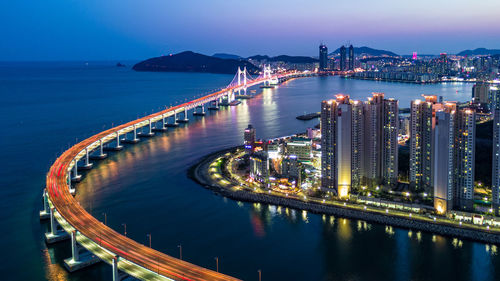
212 53 242 60
456 48 500 56
329 46 399 57
248 55 318 63
133 51 260 74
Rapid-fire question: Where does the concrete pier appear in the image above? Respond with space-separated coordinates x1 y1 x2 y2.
208 100 219 110
45 208 69 244
90 139 107 160
104 132 124 151
152 117 167 132
138 120 155 137
63 231 101 272
71 161 82 182
177 108 189 123
79 148 93 170
123 125 140 143
39 190 50 220
193 104 206 116
166 111 179 127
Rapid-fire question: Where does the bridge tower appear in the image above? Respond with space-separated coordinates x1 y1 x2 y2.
263 65 272 86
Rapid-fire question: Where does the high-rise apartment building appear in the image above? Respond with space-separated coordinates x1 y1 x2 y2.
432 103 456 214
321 100 337 191
321 93 397 196
340 46 347 71
410 95 440 193
319 44 328 71
351 101 364 191
348 45 354 70
382 98 399 185
472 82 489 104
454 109 476 211
492 88 500 214
363 93 399 187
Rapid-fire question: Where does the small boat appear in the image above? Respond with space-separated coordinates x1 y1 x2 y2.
229 100 241 106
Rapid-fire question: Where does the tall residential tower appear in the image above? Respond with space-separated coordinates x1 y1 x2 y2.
319 44 328 71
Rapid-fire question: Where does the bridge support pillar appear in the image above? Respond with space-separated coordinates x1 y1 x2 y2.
139 120 155 137
80 148 93 170
193 104 206 116
91 139 107 160
63 230 101 272
39 189 50 220
71 161 81 182
103 132 123 151
124 124 140 143
152 116 167 132
112 256 129 281
177 108 189 123
45 207 69 244
68 176 75 195
166 112 179 127
116 132 123 149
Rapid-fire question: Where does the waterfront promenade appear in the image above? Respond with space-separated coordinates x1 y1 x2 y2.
190 146 500 245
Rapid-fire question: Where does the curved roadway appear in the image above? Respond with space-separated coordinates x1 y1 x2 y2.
45 73 306 280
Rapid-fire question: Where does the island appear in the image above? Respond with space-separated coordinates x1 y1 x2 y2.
132 51 260 74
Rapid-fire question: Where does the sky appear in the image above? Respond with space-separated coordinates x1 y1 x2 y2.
1 0 500 60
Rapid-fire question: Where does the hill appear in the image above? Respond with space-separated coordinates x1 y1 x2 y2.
248 55 318 63
212 53 242 60
330 46 399 57
133 51 260 74
457 48 500 56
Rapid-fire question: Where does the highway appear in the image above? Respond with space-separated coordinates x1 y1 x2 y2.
46 72 307 280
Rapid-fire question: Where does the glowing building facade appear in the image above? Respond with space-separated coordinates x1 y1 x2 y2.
492 88 500 214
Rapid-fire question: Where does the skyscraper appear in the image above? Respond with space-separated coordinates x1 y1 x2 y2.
340 45 346 71
382 98 399 185
319 44 328 71
321 93 398 196
321 100 337 191
410 95 440 193
244 124 256 152
335 95 353 198
432 103 456 214
351 100 364 191
492 87 500 214
363 93 399 187
454 109 476 211
348 45 354 70
320 95 358 197
472 82 489 104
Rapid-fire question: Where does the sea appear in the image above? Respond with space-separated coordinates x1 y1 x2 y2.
0 61 498 281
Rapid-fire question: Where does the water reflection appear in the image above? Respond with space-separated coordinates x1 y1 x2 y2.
71 76 498 281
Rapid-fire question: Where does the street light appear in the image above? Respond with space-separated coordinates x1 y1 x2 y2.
215 257 219 272
147 234 151 248
178 244 182 260
102 212 107 225
258 269 262 281
122 223 127 237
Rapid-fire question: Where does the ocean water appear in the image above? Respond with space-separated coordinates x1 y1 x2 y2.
0 61 498 281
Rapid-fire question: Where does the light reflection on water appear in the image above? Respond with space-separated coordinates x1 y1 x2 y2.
49 76 499 281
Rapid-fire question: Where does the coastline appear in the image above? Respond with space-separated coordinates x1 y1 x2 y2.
188 146 500 245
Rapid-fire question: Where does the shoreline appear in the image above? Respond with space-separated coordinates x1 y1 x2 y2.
188 146 500 245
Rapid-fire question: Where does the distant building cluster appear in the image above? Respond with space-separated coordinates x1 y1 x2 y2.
352 52 500 82
318 44 356 71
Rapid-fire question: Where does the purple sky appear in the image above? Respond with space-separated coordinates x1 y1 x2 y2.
1 0 499 60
